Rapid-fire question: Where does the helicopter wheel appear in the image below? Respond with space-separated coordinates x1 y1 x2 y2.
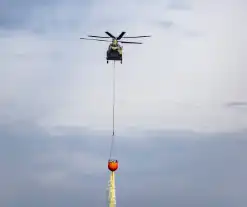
107 60 109 64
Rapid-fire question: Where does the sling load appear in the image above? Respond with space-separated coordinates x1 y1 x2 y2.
108 159 118 172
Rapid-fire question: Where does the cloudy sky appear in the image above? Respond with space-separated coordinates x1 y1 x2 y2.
1 0 247 206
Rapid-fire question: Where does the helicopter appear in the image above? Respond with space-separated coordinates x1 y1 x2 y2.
80 31 151 64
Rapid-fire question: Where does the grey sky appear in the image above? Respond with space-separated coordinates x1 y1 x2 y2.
1 0 247 206
1 121 247 206
0 0 56 30
1 0 247 132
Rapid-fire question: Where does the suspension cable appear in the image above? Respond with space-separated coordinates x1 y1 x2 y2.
109 61 116 159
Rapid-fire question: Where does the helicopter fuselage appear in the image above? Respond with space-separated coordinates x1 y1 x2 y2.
106 43 123 64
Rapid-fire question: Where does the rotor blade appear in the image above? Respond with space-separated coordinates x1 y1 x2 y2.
88 35 111 38
105 31 116 39
117 32 126 40
118 41 142 44
80 37 112 42
122 35 151 38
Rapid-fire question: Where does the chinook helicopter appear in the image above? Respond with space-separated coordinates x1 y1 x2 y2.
80 31 151 64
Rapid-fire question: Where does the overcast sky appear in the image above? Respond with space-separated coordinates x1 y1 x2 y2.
0 0 247 206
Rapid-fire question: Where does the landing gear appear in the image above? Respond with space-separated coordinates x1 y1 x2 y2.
107 60 122 64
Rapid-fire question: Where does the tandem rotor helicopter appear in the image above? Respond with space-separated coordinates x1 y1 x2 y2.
80 31 151 64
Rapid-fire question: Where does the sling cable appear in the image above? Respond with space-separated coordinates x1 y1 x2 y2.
107 61 118 207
